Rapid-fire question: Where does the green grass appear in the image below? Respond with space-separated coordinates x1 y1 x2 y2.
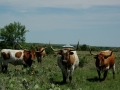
0 51 120 90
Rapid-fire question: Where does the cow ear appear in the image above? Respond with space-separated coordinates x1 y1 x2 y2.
57 50 62 55
69 52 74 55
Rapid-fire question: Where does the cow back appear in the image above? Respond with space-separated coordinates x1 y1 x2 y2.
1 49 24 60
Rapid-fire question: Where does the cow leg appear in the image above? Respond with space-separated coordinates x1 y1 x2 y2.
1 65 4 72
4 65 8 73
62 72 67 83
1 61 8 73
37 57 42 63
103 70 108 81
37 57 40 63
69 76 72 83
112 64 115 79
28 60 32 67
39 57 42 63
97 70 101 81
24 60 32 67
23 64 27 68
2 65 8 73
69 66 74 83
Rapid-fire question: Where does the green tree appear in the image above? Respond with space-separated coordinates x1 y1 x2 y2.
81 44 88 51
0 22 29 49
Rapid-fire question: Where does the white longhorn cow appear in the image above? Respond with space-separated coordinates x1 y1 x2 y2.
51 45 80 83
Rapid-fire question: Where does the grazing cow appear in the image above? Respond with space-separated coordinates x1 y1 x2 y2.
35 46 46 63
51 46 79 83
1 49 36 72
89 47 115 81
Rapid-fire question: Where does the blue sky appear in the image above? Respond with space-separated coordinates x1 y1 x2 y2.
0 0 120 47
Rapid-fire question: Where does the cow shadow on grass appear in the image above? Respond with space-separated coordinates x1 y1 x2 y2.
49 78 68 85
86 77 102 82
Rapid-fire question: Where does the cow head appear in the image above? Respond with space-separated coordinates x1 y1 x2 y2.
24 50 36 61
29 50 36 61
57 49 73 62
89 46 113 68
94 54 112 68
36 46 42 51
16 42 36 60
50 44 75 65
57 49 75 66
35 46 46 56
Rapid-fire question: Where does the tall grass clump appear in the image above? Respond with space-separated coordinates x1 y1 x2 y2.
79 56 88 68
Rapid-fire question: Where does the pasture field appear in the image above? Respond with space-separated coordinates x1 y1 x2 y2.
0 51 120 90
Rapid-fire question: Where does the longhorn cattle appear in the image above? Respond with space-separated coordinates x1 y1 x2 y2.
35 46 46 63
1 49 36 72
89 47 115 81
51 46 79 83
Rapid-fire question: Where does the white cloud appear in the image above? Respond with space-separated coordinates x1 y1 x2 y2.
0 0 120 9
0 0 120 31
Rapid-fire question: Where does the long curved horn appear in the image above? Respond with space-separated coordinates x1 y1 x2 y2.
31 44 36 49
36 46 47 53
50 45 58 52
36 49 45 53
104 51 113 58
50 45 55 51
89 46 97 56
16 42 24 50
49 41 55 51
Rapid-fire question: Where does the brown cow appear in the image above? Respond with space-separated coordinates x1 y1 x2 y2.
36 46 46 63
1 49 36 72
89 47 115 81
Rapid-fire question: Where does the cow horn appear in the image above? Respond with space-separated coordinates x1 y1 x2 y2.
36 48 46 53
104 51 113 58
50 45 58 52
16 42 24 50
31 44 36 49
89 46 97 56
49 41 57 52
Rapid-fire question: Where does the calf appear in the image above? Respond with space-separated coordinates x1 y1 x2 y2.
1 49 36 72
89 47 115 81
57 48 79 83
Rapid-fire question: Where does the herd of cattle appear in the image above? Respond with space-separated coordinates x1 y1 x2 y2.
0 44 115 83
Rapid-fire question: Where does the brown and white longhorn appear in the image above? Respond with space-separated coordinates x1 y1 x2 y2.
89 46 115 81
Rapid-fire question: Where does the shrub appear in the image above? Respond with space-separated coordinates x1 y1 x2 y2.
79 56 88 68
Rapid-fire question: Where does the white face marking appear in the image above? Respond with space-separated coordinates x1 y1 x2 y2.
106 65 110 70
